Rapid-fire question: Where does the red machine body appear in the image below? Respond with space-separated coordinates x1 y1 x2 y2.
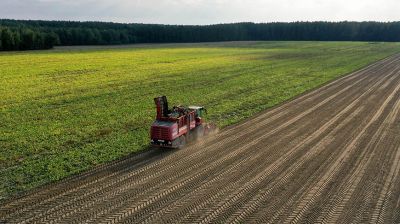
150 96 209 148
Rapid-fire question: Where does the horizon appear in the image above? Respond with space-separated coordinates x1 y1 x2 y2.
1 18 399 26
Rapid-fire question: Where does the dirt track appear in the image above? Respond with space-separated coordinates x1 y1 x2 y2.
1 54 400 224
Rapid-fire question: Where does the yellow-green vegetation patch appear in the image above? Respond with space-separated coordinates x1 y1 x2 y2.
1 41 400 200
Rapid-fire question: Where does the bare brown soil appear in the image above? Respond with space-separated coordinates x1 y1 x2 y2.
1 54 400 223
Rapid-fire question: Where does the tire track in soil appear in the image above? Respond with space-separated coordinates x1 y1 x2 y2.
371 143 400 224
321 94 400 224
205 69 400 224
341 101 400 224
290 74 399 223
223 67 400 224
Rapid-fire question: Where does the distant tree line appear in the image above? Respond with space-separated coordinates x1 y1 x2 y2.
0 26 59 51
1 19 400 51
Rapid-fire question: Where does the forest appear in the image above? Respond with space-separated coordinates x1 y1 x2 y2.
1 19 400 51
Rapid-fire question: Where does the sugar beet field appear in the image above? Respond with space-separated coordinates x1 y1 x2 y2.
1 42 400 222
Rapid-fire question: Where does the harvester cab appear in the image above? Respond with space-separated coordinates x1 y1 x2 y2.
188 106 207 118
150 96 214 148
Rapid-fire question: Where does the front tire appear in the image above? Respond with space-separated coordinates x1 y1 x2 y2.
195 125 204 140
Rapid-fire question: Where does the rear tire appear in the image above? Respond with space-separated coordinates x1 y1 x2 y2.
178 135 186 148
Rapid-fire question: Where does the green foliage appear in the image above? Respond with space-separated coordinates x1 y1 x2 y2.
1 27 15 50
1 41 400 200
0 26 58 51
0 27 2 50
43 32 60 49
1 19 400 51
20 29 35 50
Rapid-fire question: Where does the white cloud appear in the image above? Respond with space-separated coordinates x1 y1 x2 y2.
0 0 398 24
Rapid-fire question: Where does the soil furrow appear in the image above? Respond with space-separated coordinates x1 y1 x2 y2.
284 70 400 223
187 61 400 223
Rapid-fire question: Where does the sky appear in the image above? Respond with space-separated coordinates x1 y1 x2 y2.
0 0 398 25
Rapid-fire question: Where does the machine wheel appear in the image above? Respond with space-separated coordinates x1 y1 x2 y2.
178 135 186 148
195 125 205 140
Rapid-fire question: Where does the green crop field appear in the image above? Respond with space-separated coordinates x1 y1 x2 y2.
1 41 400 200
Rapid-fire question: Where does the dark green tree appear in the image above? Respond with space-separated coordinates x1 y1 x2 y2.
20 29 35 50
43 32 59 49
0 27 2 50
1 28 15 50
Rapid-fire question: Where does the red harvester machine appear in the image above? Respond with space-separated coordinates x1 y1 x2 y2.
150 96 215 148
